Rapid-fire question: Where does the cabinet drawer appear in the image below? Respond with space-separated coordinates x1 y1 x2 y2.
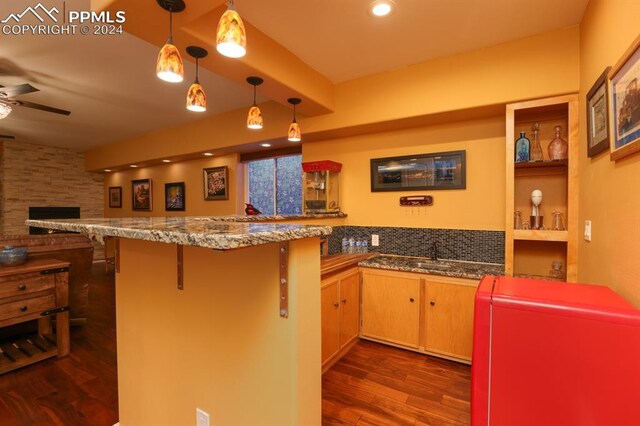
0 294 55 321
0 273 54 300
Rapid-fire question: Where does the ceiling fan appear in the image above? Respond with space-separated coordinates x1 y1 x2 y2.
0 83 71 119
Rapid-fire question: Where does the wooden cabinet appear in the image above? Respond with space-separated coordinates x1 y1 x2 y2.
0 258 70 374
425 277 477 362
361 269 421 349
360 267 477 364
321 267 360 371
506 94 578 282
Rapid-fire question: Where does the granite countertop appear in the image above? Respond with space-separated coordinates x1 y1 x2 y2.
358 254 504 280
26 217 332 251
191 212 347 222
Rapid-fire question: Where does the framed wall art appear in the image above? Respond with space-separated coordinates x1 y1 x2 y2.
610 33 640 160
108 186 122 208
203 166 229 201
165 182 185 211
132 178 152 211
370 150 466 192
586 66 611 157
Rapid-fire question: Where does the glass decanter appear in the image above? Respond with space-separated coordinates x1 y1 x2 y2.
530 122 544 161
548 125 568 160
552 211 565 231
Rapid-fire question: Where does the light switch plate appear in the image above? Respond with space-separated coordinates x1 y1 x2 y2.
196 408 210 426
584 220 592 241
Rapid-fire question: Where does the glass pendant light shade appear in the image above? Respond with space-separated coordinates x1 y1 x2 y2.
288 121 301 142
247 106 263 129
216 1 246 58
0 103 12 119
287 97 302 142
156 43 184 83
186 82 207 112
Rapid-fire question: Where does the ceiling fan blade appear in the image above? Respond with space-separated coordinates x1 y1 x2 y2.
0 134 15 140
17 100 71 116
0 83 39 98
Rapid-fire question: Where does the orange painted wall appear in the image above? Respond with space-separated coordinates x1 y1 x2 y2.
103 154 241 217
303 116 506 230
578 0 640 306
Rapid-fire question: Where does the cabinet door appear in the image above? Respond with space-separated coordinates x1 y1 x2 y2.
339 271 360 348
425 281 476 360
361 272 420 348
321 280 340 364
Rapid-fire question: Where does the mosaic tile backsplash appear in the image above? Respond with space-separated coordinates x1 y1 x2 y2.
327 226 505 264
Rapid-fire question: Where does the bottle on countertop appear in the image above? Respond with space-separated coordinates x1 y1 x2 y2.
362 240 368 253
355 240 362 253
341 238 348 253
348 237 355 254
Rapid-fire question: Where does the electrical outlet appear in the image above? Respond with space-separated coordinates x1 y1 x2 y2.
371 234 379 247
584 220 592 241
196 408 210 426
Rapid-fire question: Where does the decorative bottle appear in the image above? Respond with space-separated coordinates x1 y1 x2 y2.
548 126 568 160
530 122 544 161
514 132 530 163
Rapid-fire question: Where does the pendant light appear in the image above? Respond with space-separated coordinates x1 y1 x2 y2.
246 76 263 129
186 46 208 112
156 0 185 83
287 98 302 142
0 103 12 119
216 0 247 58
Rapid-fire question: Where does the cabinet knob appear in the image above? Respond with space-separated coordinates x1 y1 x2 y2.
19 306 28 312
333 302 339 308
18 284 27 291
409 298 415 303
430 300 436 306
341 298 347 304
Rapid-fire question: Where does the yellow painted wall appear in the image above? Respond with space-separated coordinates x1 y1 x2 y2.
85 27 579 171
578 0 640 306
116 237 322 425
104 154 240 217
303 116 506 230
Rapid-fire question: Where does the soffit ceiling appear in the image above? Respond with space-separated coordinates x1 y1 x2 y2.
0 0 588 152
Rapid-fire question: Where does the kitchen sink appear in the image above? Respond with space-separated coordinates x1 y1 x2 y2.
411 261 452 269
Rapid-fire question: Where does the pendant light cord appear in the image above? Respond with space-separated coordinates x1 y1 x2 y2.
195 58 199 84
293 104 297 123
252 84 257 106
168 9 174 44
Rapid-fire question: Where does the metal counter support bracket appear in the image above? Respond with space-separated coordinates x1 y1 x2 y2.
279 242 289 318
177 244 184 290
115 238 120 273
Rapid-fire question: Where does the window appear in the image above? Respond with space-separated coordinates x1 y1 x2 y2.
246 154 302 215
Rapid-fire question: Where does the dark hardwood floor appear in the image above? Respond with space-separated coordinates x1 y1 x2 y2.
322 341 471 425
0 264 118 426
0 265 470 425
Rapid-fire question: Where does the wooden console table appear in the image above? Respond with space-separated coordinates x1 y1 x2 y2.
0 258 70 374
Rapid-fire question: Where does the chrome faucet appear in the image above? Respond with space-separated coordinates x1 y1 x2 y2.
431 241 439 261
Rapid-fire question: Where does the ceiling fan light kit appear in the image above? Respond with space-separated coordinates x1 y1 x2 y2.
287 98 302 142
186 46 208 112
246 76 263 129
0 103 12 119
0 83 71 118
156 0 186 83
216 0 247 59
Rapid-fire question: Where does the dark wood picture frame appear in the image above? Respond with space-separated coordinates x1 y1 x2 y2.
370 150 466 192
203 166 229 201
108 186 122 208
610 33 640 161
164 182 185 211
586 66 611 157
131 178 153 211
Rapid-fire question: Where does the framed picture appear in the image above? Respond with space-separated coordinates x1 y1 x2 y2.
165 182 185 211
131 178 152 211
610 33 640 160
203 166 229 200
587 66 611 157
108 186 122 208
370 150 466 192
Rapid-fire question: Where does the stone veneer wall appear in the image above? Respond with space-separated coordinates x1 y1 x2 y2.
328 225 505 264
0 140 104 257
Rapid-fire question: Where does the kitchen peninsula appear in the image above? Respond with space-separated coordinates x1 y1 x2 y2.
27 217 332 425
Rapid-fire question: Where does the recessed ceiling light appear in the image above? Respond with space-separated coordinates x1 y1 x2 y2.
260 143 271 147
130 165 138 168
104 169 112 172
370 0 394 17
203 152 214 156
162 159 171 163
